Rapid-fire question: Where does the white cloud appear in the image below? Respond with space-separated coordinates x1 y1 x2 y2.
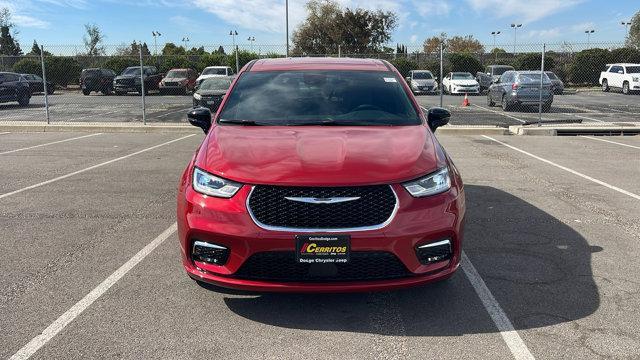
410 34 418 43
465 0 583 24
13 14 50 28
527 28 561 39
412 0 451 17
570 22 595 33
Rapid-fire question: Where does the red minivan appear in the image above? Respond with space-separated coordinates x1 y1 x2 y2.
177 58 465 292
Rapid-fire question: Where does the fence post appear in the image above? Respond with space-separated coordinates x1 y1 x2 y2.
338 45 341 58
40 45 50 125
139 47 146 125
439 42 444 108
538 43 545 127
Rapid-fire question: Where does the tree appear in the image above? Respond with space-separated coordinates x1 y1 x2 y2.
626 10 640 49
422 33 447 55
26 40 52 56
187 46 206 56
569 48 611 85
513 53 555 71
0 8 22 56
448 53 482 74
292 0 397 55
447 35 484 55
215 45 225 54
162 42 186 55
389 57 417 77
83 23 105 56
610 47 640 63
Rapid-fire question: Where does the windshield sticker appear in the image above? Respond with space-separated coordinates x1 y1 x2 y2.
384 77 397 83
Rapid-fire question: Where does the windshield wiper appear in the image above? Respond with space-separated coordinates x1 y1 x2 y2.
218 119 265 126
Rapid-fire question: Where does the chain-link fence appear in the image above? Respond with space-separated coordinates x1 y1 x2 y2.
0 41 636 124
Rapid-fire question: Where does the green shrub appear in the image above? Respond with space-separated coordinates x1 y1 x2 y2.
226 50 260 71
102 57 139 75
568 48 612 85
159 56 196 73
14 57 81 86
12 58 41 75
447 53 482 74
610 47 640 63
196 53 227 72
513 53 555 71
388 57 418 77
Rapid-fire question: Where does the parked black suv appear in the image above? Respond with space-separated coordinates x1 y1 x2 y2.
113 66 163 95
0 72 31 106
80 68 116 95
21 74 54 95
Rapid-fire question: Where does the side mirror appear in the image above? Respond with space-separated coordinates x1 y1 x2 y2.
618 70 624 74
492 78 500 84
405 76 411 82
427 107 450 132
188 107 212 134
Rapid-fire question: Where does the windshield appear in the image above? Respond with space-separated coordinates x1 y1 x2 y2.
122 67 141 75
203 68 227 75
626 66 640 74
413 72 433 80
218 70 420 126
199 78 232 91
81 69 101 78
545 72 558 80
166 70 187 78
452 73 474 80
493 67 513 76
518 73 551 83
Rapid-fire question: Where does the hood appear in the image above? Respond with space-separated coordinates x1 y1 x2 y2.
450 79 478 86
115 74 141 79
197 89 227 96
163 77 187 82
414 79 436 86
197 74 226 80
196 126 442 186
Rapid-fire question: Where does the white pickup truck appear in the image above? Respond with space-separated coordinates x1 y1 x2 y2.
599 63 640 94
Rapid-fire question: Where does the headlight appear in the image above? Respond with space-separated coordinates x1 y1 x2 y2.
633 77 639 82
402 168 451 197
411 80 419 87
192 167 242 198
193 93 202 100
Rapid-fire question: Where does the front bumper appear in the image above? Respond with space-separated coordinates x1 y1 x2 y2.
450 86 479 94
177 176 465 293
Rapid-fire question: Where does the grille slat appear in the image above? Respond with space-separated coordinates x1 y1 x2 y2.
247 185 396 230
233 251 411 282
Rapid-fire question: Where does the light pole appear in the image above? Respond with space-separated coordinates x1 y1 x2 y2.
510 23 522 54
285 0 289 57
491 31 501 62
151 31 161 57
230 30 239 73
247 36 256 53
182 36 190 50
621 21 632 38
585 29 595 48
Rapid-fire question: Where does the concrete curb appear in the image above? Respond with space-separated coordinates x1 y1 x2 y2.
509 124 639 136
0 123 200 134
437 126 510 135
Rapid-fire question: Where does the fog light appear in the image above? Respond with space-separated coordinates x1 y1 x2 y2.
192 240 229 265
416 239 451 265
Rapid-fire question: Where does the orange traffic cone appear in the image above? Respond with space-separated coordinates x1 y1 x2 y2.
462 93 470 107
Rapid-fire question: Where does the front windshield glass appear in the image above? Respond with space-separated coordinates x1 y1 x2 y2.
626 66 640 74
202 68 227 75
199 78 232 91
166 70 187 78
493 67 512 76
122 67 141 75
218 70 420 126
545 72 558 80
413 72 433 80
452 73 474 80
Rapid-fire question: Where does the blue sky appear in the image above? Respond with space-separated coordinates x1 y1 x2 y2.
3 0 638 52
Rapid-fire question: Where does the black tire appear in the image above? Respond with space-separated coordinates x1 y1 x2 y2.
47 87 54 95
487 93 495 106
114 90 125 96
501 95 512 111
623 81 630 95
542 103 552 113
101 86 113 95
17 94 30 107
448 85 452 95
82 89 91 96
602 79 609 92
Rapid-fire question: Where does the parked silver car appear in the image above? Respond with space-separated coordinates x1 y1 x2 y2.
487 71 554 112
406 70 438 95
545 71 565 95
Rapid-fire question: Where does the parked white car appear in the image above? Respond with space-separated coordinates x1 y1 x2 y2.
442 72 480 94
196 66 235 87
599 63 640 95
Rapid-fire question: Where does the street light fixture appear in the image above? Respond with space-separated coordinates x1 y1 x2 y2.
585 29 595 48
229 30 239 73
510 23 522 54
182 36 190 50
247 36 256 53
491 31 501 62
621 21 632 38
151 31 161 57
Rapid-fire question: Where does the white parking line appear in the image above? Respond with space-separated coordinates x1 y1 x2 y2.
462 252 535 360
155 107 192 118
0 134 196 200
0 133 103 155
0 132 9 135
563 113 606 123
482 135 640 201
579 135 640 150
471 104 526 123
9 223 178 360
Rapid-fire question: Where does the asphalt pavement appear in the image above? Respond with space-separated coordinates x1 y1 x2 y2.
1 131 638 359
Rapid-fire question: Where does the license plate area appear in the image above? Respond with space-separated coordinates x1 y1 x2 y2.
295 235 350 264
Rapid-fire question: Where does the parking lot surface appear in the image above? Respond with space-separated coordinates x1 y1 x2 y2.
1 90 639 127
1 131 638 359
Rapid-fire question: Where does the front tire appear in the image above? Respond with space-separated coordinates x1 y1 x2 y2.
487 93 495 106
623 81 630 95
602 79 609 92
501 95 512 111
82 89 91 96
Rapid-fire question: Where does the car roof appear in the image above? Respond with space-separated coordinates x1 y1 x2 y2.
248 57 390 72
204 66 230 69
606 63 640 66
168 68 190 71
412 70 432 72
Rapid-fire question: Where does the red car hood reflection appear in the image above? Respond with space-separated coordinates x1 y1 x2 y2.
197 125 441 186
